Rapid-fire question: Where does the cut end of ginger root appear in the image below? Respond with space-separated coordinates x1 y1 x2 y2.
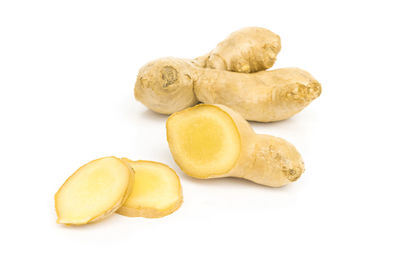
117 159 183 218
166 104 305 187
166 105 241 178
55 157 134 225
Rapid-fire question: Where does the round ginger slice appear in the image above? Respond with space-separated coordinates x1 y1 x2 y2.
55 157 134 225
117 159 183 218
166 105 241 178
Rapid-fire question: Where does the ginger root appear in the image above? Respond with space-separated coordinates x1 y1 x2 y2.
166 104 304 187
135 57 321 122
195 27 281 73
55 157 134 225
134 27 320 122
117 159 183 218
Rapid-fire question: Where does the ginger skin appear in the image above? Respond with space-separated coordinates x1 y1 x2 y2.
195 27 281 73
167 104 305 187
135 58 321 122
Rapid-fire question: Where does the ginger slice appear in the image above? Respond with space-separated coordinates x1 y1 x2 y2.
55 157 134 225
117 159 183 218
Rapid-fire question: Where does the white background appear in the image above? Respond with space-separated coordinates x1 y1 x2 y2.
1 0 399 270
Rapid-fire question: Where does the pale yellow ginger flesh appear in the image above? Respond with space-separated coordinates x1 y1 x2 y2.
166 106 240 178
55 157 134 225
167 104 305 187
117 159 183 218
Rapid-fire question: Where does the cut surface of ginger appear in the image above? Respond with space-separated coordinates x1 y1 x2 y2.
166 105 240 178
55 157 134 225
117 159 183 218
